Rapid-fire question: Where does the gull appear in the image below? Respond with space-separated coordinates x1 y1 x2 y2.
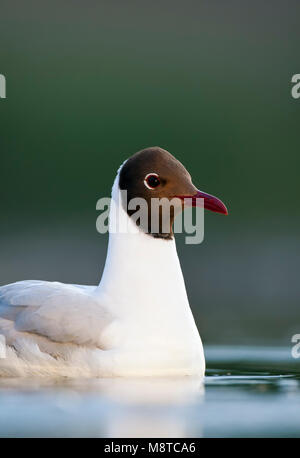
0 147 227 377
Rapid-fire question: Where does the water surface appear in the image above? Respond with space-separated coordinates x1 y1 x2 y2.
0 346 299 438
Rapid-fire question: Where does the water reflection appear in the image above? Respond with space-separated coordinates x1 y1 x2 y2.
0 376 204 438
96 377 204 437
1 346 300 437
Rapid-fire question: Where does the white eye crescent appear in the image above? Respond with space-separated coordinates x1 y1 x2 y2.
144 173 160 190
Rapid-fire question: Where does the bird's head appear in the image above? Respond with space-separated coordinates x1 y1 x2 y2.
119 147 228 239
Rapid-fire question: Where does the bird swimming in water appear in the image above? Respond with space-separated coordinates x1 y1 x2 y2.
0 147 227 377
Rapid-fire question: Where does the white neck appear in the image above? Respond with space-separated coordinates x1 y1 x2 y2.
95 166 204 376
97 168 191 318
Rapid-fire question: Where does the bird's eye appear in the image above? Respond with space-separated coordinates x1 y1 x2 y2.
144 173 160 190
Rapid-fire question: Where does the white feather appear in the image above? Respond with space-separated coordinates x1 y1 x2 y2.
0 281 113 347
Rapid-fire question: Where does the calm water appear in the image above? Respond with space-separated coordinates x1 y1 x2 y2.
0 346 299 438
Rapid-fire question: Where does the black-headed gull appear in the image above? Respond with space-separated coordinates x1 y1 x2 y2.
0 147 227 377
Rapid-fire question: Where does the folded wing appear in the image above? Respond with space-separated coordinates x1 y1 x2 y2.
0 280 112 347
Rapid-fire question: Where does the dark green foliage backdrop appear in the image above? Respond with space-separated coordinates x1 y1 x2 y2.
1 0 299 344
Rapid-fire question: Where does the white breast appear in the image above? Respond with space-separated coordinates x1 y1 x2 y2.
93 170 205 377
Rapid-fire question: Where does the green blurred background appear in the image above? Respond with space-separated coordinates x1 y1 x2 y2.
1 0 299 345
